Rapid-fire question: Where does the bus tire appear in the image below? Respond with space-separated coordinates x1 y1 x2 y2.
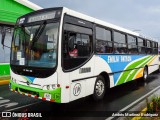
157 65 160 73
93 75 105 101
143 67 148 81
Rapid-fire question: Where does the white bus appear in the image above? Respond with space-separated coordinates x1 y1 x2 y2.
8 7 159 103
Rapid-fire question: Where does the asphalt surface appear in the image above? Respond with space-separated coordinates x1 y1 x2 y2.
0 72 160 120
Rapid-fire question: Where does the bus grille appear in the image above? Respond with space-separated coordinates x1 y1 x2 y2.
19 88 39 97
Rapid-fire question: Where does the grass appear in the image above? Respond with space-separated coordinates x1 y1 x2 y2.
146 96 160 114
137 96 160 120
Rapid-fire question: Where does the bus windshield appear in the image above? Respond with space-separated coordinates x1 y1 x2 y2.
11 22 59 68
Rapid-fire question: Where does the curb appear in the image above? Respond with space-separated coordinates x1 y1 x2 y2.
0 80 10 85
132 107 147 120
130 88 160 120
114 86 160 120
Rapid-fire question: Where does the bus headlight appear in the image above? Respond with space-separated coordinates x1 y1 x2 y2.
51 84 57 89
43 84 57 90
47 85 50 90
11 77 17 83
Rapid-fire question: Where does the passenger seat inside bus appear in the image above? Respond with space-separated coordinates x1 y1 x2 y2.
77 45 89 56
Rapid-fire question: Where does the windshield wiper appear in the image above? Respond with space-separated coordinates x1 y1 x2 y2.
31 21 47 49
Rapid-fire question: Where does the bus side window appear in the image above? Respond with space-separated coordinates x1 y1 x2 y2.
152 42 158 54
138 38 146 54
79 34 91 56
63 23 93 70
113 31 128 54
95 27 112 54
127 35 138 54
146 40 152 54
68 33 76 53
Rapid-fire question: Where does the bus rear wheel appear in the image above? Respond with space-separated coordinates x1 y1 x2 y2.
93 75 105 101
143 67 148 81
157 65 160 73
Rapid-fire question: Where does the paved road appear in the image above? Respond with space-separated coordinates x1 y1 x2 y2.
0 72 160 120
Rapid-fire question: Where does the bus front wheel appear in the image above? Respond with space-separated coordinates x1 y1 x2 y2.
93 75 106 101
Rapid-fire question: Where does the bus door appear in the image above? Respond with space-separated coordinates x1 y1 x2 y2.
62 15 95 101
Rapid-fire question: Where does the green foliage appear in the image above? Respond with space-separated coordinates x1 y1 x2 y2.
147 102 153 114
146 96 160 114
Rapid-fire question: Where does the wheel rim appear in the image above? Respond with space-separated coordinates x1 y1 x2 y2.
95 80 104 96
144 69 147 79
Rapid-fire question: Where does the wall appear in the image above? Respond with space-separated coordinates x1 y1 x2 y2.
0 0 33 24
0 0 34 80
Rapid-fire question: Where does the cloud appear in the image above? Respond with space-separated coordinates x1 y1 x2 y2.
148 6 160 13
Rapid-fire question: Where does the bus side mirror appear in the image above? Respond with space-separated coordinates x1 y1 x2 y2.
1 27 6 48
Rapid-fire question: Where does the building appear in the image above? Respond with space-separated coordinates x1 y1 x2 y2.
0 0 42 82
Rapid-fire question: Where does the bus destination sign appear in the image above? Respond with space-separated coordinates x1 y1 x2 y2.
28 11 56 23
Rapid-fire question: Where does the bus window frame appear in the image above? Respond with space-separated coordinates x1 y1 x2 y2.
95 25 113 54
152 41 158 54
127 34 138 55
10 19 61 78
146 40 152 54
62 15 94 72
113 30 128 54
137 37 146 55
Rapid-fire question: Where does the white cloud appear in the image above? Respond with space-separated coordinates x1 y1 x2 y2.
148 6 160 13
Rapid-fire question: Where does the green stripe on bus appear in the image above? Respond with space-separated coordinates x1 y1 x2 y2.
126 56 153 82
116 56 152 85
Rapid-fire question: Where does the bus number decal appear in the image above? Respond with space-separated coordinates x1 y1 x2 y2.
79 67 91 74
73 83 81 96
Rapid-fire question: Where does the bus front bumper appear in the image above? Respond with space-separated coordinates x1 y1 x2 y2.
9 80 61 103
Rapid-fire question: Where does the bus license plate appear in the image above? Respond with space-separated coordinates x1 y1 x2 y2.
44 93 51 99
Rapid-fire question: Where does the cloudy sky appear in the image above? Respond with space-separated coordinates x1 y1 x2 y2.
30 0 160 41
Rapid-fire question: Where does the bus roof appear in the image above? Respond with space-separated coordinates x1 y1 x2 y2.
18 7 157 42
62 7 158 42
63 7 139 36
